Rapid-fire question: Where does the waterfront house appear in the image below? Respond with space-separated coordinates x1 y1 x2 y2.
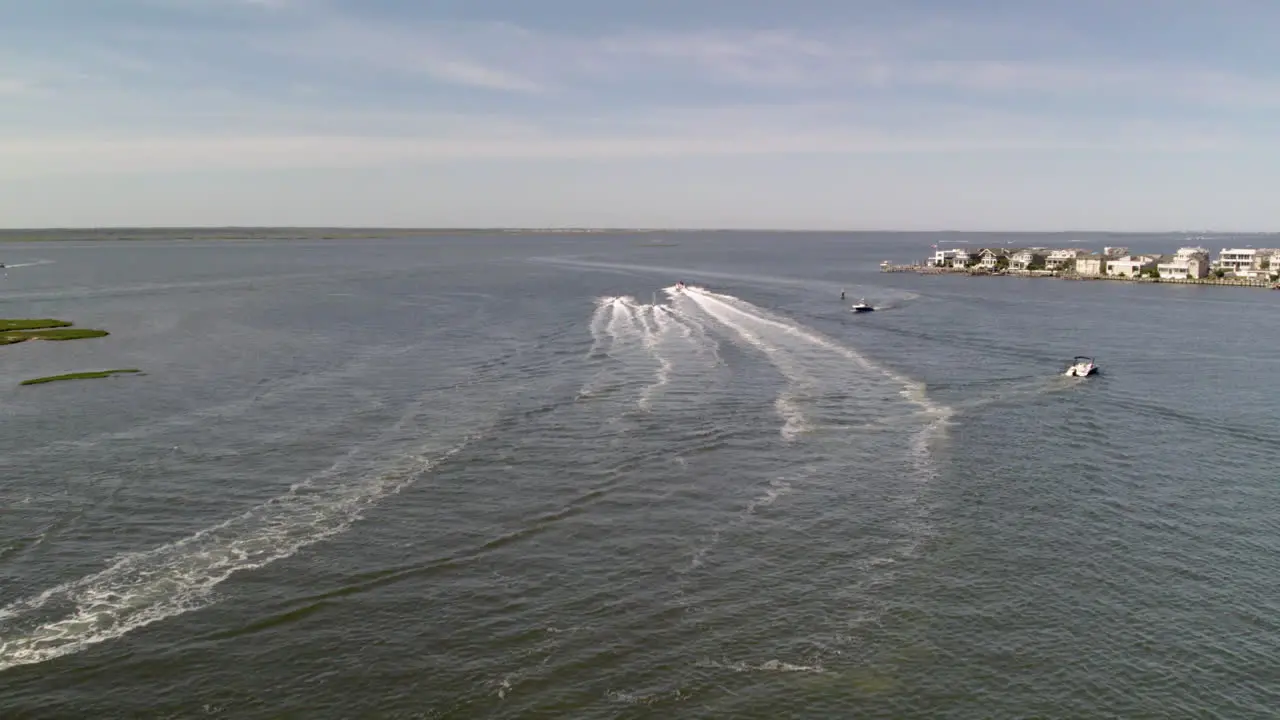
1045 248 1091 272
1106 254 1158 277
1253 249 1280 278
1103 246 1129 257
1158 247 1210 279
1215 248 1258 276
1009 249 1048 271
977 248 1009 270
952 248 978 267
1075 254 1108 277
929 248 958 267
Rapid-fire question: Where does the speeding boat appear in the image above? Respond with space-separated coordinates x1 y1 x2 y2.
1064 356 1098 377
850 298 874 313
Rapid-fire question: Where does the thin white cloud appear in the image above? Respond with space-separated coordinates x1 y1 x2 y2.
587 28 1280 106
132 0 304 10
13 7 1279 107
240 16 1280 108
252 16 547 93
0 77 34 95
857 61 1280 107
418 58 543 93
0 110 1249 178
598 29 842 64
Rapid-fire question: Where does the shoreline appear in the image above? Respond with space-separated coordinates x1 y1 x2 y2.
880 264 1279 289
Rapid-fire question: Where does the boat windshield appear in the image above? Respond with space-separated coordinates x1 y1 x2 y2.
1073 356 1093 364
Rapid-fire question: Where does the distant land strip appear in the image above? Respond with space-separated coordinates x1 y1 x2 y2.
0 228 664 242
4 228 1280 243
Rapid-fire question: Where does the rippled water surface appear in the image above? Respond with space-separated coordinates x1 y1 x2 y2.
1 233 1277 718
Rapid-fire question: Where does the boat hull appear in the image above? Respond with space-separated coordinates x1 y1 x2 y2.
851 307 874 313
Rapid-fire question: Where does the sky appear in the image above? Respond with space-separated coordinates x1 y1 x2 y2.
2 0 1279 230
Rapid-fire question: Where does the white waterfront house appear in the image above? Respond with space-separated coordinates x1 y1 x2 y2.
1045 248 1091 272
978 248 1008 269
952 248 978 266
1215 248 1258 275
929 248 958 266
1106 254 1159 277
1157 247 1211 279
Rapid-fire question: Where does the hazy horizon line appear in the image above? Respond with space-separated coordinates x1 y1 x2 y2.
2 226 1277 235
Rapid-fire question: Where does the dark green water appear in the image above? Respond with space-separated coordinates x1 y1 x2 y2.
1 233 1277 718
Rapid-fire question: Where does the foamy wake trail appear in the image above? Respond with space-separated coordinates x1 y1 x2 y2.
0 397 490 673
678 286 950 440
677 286 954 572
579 297 645 399
586 297 614 359
2 259 54 269
578 297 638 399
580 294 716 411
669 302 723 368
634 302 673 410
694 658 824 674
670 290 810 440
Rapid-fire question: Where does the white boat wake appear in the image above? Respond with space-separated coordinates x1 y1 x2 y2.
0 386 497 673
1 259 55 269
673 285 950 440
579 295 721 412
600 285 955 577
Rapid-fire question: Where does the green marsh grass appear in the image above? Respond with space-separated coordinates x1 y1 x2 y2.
21 369 142 386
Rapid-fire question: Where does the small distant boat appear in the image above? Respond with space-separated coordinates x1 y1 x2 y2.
1064 355 1098 377
850 299 874 313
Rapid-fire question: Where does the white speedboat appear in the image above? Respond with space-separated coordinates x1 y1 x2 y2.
1064 356 1098 377
850 299 874 313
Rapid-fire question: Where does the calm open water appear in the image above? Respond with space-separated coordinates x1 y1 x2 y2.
1 232 1277 718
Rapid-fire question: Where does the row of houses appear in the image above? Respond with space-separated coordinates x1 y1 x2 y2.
927 245 1280 280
